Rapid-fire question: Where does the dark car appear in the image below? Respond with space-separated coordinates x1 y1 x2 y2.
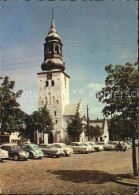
1 143 29 161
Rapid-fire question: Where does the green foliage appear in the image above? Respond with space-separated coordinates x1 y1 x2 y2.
90 125 102 139
0 76 24 133
19 106 54 142
97 62 138 139
32 106 54 133
66 112 85 142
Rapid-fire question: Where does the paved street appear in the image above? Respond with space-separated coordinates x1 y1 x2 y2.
0 150 137 194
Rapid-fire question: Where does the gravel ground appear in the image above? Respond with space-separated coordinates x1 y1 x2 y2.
0 149 138 194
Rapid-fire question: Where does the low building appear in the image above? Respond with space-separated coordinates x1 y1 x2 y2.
89 118 109 143
0 132 20 144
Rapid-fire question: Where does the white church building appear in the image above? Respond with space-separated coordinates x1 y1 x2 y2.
34 15 86 144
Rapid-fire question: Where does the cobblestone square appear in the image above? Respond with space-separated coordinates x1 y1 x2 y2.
0 150 138 194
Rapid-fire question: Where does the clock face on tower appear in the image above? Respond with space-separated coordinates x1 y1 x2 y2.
47 73 52 80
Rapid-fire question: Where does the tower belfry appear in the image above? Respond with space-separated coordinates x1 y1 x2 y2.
41 11 65 71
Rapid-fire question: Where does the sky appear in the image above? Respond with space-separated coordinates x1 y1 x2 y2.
0 0 138 120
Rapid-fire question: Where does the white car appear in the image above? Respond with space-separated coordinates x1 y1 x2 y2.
81 143 95 152
40 144 65 157
0 148 9 162
103 143 115 151
69 142 91 154
52 143 73 156
85 142 103 152
97 141 115 151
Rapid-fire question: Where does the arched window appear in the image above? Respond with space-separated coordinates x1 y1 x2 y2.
49 45 53 54
51 80 54 86
55 46 59 54
48 93 51 104
46 81 49 87
52 96 55 104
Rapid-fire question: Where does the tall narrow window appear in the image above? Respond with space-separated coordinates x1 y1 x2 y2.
49 45 53 54
52 96 55 104
64 75 66 88
49 93 51 104
54 111 56 116
51 80 54 86
55 46 59 54
46 81 49 87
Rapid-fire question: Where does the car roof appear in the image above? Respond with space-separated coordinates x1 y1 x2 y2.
1 143 17 146
23 143 37 146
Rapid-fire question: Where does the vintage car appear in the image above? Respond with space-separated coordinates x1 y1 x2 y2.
1 143 29 161
22 143 44 159
85 142 103 152
81 143 94 152
0 148 9 162
52 143 73 156
108 141 119 146
97 141 115 151
40 144 64 157
69 142 91 154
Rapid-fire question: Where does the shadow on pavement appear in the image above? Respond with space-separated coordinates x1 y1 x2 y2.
47 170 138 185
47 170 112 184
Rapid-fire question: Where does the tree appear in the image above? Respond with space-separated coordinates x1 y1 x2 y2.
66 112 85 142
90 125 102 141
0 76 23 133
19 106 54 142
97 62 138 176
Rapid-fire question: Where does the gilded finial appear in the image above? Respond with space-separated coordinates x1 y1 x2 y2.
52 7 54 19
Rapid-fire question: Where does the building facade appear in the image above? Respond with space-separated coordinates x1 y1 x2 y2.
36 16 85 144
89 118 109 143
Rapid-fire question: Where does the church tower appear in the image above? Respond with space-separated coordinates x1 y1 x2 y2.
37 13 70 143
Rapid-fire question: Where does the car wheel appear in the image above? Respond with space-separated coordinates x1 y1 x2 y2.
56 155 59 158
104 148 107 151
13 154 19 161
29 153 34 159
38 157 43 159
65 154 69 157
48 153 52 158
0 159 3 162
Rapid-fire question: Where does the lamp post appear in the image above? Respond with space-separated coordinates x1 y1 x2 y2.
87 105 90 141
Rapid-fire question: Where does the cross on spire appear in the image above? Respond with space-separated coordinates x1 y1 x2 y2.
52 7 54 19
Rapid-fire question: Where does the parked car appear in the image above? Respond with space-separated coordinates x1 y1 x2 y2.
0 148 9 162
108 141 119 146
40 144 64 157
22 143 44 159
52 143 73 156
85 142 103 152
69 142 91 154
122 142 131 149
103 143 115 151
81 143 94 152
1 143 29 161
97 141 115 151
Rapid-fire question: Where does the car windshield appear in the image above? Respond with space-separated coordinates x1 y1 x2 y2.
97 143 104 145
32 145 40 150
79 143 86 146
11 145 20 150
